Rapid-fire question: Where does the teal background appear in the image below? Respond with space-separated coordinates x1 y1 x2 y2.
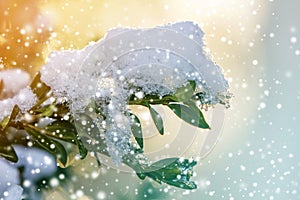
185 1 300 199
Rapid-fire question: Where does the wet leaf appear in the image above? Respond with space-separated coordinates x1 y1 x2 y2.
145 158 197 190
0 128 18 162
24 124 68 166
167 102 210 129
0 112 24 163
45 120 88 159
149 105 164 135
130 113 143 148
45 120 77 144
0 141 18 163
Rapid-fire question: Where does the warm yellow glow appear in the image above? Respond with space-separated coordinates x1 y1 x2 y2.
42 0 267 53
1 0 268 160
1 0 268 75
0 0 51 73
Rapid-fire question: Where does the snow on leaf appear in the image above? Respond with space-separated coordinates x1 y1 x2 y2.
40 21 230 162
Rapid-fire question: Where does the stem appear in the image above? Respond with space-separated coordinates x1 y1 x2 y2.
128 95 176 106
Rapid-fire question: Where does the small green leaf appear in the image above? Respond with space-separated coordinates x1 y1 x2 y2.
167 102 210 129
149 105 164 135
24 124 68 166
0 117 9 131
45 120 88 159
30 72 52 109
130 113 143 148
94 152 101 167
0 105 21 131
145 158 197 190
174 80 196 102
45 121 77 144
0 106 21 163
136 172 146 180
0 143 18 163
35 104 56 117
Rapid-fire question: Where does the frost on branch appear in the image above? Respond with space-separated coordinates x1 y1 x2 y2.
40 21 230 162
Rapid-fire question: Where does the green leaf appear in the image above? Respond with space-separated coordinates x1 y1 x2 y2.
150 157 179 169
45 120 88 159
0 117 9 131
0 143 18 162
145 158 197 190
167 102 210 129
94 152 101 167
29 72 52 109
24 124 68 166
35 104 56 117
0 105 21 163
76 137 89 160
149 105 164 135
174 80 196 102
45 121 77 144
136 172 146 180
0 105 21 131
129 113 143 148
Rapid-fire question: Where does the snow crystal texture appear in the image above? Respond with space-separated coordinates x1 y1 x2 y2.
41 21 230 162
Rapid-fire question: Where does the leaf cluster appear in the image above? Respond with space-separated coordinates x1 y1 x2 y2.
0 74 211 190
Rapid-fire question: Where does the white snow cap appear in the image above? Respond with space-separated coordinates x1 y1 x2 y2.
41 21 230 162
41 21 229 112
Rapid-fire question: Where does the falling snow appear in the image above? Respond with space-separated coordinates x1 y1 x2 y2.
0 0 299 199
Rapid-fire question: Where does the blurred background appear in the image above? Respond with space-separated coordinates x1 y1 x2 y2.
0 0 299 199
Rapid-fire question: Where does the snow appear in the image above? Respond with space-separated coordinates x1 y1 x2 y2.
0 158 20 200
40 21 230 162
0 87 37 122
0 69 30 98
0 146 56 200
1 185 23 200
